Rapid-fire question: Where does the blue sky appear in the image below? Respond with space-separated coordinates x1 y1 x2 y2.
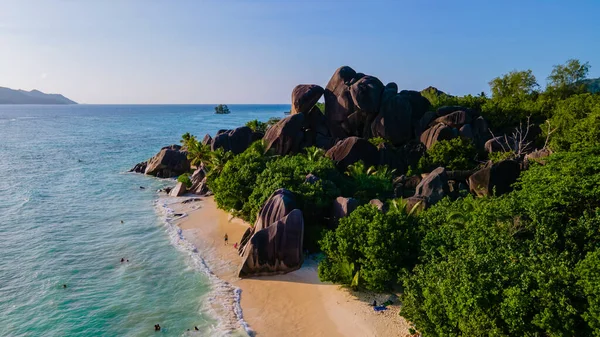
1 0 599 104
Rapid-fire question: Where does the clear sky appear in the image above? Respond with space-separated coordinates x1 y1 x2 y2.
1 0 599 104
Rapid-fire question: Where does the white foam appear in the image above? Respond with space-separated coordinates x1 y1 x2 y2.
155 195 254 337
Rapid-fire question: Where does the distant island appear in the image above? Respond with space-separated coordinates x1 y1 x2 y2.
214 104 230 114
0 87 77 104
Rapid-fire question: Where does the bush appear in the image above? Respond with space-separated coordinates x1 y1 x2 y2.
208 141 268 213
343 161 394 201
245 117 281 134
401 149 600 336
318 204 420 291
548 94 600 151
417 137 477 172
243 147 342 225
177 173 192 188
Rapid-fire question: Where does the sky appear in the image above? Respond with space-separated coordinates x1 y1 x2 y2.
1 0 599 104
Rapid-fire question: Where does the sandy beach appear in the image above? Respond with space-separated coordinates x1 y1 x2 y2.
172 195 412 337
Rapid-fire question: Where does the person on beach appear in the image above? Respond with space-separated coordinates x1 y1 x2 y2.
224 233 228 245
233 242 238 249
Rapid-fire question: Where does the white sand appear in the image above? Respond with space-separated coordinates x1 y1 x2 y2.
173 196 413 337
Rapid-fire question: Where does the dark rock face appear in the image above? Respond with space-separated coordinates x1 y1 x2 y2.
169 182 187 197
435 110 472 128
420 123 456 149
239 189 298 256
371 93 413 145
437 106 472 117
350 76 384 114
331 196 359 225
399 90 431 122
378 143 406 174
238 209 304 278
201 134 213 146
129 161 147 173
291 84 324 115
144 145 190 178
413 167 449 206
305 173 319 184
468 160 521 197
459 124 474 139
325 137 379 169
211 126 261 155
415 111 437 138
189 166 209 195
324 66 358 139
263 114 306 155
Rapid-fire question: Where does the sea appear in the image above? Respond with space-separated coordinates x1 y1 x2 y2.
0 104 289 337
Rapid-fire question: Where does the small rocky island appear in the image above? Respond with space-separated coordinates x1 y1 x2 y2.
214 104 231 114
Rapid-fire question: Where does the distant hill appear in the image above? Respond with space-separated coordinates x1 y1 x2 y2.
0 87 77 104
582 78 600 94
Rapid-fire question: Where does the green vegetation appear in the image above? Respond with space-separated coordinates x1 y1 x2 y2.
180 58 600 336
318 203 420 291
214 104 231 114
177 173 192 188
417 137 477 171
245 117 281 133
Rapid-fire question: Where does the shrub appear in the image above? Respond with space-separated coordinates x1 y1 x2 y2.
177 173 192 188
208 141 268 213
368 137 387 147
401 149 600 336
343 161 394 201
318 204 420 291
245 118 281 133
417 137 477 172
243 147 342 225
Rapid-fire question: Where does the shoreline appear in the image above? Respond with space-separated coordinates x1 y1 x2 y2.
167 195 412 337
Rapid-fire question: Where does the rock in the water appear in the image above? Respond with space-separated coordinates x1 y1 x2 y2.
291 84 324 114
350 75 384 114
211 126 261 155
413 167 449 206
145 145 190 178
263 114 306 155
468 160 521 197
420 123 456 149
325 137 379 169
129 161 147 173
238 209 304 278
331 196 359 225
169 182 187 197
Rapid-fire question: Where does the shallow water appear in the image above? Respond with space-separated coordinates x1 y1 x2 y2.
0 104 287 337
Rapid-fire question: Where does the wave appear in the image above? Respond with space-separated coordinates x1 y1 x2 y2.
155 195 254 337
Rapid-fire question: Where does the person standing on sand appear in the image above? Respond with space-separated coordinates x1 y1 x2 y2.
224 233 228 245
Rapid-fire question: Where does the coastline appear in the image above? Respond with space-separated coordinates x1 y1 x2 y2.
167 194 412 337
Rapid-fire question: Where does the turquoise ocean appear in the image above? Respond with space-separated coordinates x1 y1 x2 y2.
0 105 288 337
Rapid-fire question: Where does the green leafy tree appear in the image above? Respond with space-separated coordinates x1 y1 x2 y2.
318 204 420 291
547 59 591 98
489 69 539 99
344 161 394 201
418 137 477 172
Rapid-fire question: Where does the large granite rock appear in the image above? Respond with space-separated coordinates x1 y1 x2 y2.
324 66 358 138
144 145 190 178
263 114 306 155
325 137 379 169
201 134 213 146
420 123 456 149
371 92 413 145
211 126 262 155
239 189 298 256
238 209 304 278
399 90 431 122
331 196 359 225
350 75 384 114
189 166 209 195
412 167 449 207
435 110 472 128
468 160 521 197
169 181 187 197
291 84 324 114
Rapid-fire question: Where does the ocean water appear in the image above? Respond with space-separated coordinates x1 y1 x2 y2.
0 105 288 337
